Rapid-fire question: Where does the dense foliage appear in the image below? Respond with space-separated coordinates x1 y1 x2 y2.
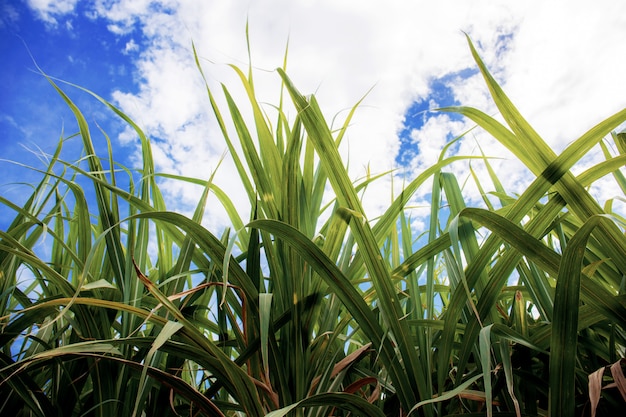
1 37 625 416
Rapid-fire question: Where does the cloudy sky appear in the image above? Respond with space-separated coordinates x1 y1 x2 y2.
1 0 625 233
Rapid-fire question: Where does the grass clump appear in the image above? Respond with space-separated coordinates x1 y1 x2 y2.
1 37 625 417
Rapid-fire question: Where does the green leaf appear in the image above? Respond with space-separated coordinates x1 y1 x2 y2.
265 392 385 417
549 215 617 416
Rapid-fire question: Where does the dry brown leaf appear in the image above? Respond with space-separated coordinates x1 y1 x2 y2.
609 358 626 401
308 342 373 394
588 366 604 417
588 358 626 416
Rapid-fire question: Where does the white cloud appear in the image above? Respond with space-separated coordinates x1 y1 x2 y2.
26 0 79 25
409 115 466 169
499 0 626 152
92 0 178 34
42 0 626 229
123 38 139 54
0 2 20 28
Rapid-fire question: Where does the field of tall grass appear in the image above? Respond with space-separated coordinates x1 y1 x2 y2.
1 37 625 416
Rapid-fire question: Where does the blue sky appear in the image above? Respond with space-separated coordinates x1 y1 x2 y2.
1 1 139 159
1 1 141 229
2 0 626 233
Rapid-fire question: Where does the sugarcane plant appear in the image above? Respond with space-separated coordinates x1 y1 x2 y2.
0 35 625 417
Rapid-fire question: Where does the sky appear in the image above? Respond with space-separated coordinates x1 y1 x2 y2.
1 0 626 235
